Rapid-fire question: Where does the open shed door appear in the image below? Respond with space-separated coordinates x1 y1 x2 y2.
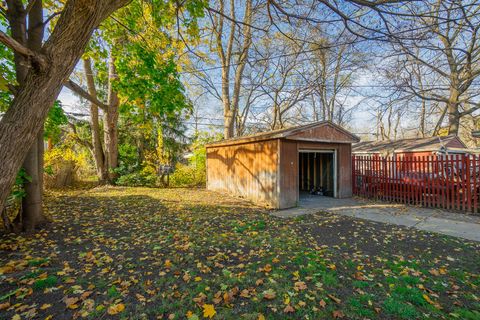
298 150 337 197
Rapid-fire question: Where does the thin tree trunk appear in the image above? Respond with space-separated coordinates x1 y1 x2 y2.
104 53 119 182
83 58 107 183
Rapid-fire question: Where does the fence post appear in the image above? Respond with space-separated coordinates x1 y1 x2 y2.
466 155 472 212
352 155 356 195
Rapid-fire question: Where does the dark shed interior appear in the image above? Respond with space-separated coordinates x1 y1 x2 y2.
299 152 334 197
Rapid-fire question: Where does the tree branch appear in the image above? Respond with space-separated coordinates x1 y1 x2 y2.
64 80 109 111
0 30 47 69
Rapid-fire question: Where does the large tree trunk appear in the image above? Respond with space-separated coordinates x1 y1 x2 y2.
6 0 46 231
447 88 460 136
21 132 45 232
0 0 129 216
104 53 119 182
83 58 108 183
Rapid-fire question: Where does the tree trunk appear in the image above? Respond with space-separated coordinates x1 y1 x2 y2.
104 53 119 182
447 88 460 136
0 0 129 215
83 58 108 183
6 0 46 231
21 135 43 232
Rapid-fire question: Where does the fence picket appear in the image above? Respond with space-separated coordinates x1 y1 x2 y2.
352 153 479 214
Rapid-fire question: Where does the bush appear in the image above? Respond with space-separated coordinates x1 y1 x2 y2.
44 147 89 188
116 166 157 187
169 163 205 187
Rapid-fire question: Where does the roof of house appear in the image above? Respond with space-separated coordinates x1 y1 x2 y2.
352 135 467 154
206 121 360 148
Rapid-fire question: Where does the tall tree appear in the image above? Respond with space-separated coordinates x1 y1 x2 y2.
388 0 480 135
4 0 46 231
208 0 254 138
0 0 130 223
83 57 108 183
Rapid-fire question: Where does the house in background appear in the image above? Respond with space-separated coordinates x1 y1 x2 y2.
352 135 468 157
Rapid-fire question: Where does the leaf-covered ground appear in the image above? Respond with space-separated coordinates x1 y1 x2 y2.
1 187 479 320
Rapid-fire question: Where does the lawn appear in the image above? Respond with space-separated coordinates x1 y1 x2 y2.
0 187 479 320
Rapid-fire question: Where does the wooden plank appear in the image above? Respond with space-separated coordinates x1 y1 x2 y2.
466 155 472 212
456 154 461 210
432 155 436 208
474 155 478 214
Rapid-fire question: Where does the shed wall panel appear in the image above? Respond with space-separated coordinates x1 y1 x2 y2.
206 139 280 208
279 140 298 208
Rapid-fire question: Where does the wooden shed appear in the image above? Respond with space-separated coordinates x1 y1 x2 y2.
206 121 360 209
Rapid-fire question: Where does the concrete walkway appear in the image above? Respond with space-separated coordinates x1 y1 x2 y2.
272 195 480 242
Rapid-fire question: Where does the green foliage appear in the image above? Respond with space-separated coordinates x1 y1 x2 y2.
169 163 203 187
116 168 158 187
169 131 222 187
33 276 58 291
44 101 68 146
383 298 419 319
0 27 15 112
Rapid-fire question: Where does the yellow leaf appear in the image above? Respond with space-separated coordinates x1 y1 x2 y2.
40 303 51 310
258 314 265 320
202 304 216 319
107 303 125 315
164 260 172 268
194 276 202 282
423 294 434 304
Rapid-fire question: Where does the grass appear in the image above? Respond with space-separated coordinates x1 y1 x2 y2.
0 186 479 319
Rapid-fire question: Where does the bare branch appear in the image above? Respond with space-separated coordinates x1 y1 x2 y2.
64 80 109 111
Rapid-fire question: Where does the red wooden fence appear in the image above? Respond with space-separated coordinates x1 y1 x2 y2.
352 154 480 214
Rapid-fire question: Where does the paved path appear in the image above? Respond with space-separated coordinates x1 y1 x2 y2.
272 195 480 242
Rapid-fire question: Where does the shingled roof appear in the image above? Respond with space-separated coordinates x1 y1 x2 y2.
353 135 466 154
206 121 360 148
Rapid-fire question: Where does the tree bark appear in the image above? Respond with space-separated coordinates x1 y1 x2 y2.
104 53 120 182
83 58 108 183
0 0 129 216
6 0 46 231
447 88 460 136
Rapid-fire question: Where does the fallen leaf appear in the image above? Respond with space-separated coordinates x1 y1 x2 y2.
107 303 125 315
262 289 276 300
202 304 216 318
328 294 341 304
332 310 345 318
294 281 307 291
284 305 295 313
319 299 327 308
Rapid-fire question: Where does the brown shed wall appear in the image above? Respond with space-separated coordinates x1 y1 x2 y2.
206 139 280 208
279 140 298 208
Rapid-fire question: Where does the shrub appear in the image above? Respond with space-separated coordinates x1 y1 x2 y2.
116 166 157 187
169 163 205 187
44 147 89 188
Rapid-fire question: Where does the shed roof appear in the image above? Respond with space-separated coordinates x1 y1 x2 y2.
352 135 467 154
206 121 360 148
